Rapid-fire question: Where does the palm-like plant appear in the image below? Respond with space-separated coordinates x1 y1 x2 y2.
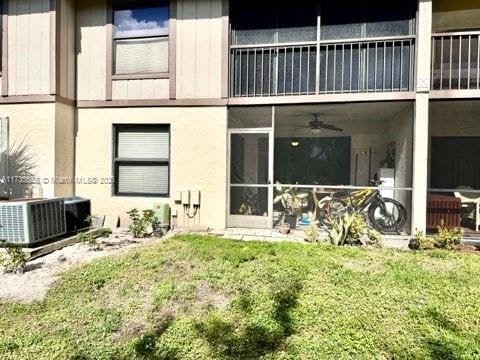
273 182 309 215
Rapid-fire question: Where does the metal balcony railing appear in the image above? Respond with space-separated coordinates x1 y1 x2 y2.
431 31 480 91
230 36 415 98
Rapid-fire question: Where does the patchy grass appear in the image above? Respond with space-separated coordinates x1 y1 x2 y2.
1 235 480 359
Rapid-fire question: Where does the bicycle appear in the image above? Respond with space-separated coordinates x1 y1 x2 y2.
318 181 407 233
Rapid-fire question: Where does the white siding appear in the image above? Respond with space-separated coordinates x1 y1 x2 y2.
112 79 169 100
58 0 76 100
76 0 107 101
7 0 51 96
176 0 224 99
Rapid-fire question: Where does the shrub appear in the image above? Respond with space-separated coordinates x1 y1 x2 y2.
127 209 156 238
409 230 435 250
348 213 366 242
304 224 319 243
328 212 365 246
367 229 383 248
0 244 27 274
434 225 463 250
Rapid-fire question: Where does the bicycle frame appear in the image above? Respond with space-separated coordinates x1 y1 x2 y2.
343 188 383 212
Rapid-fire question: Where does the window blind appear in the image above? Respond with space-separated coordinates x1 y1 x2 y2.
118 165 169 194
115 37 169 74
115 125 170 196
118 130 169 159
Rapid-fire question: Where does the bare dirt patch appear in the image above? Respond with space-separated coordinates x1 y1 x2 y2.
196 282 231 310
0 230 165 303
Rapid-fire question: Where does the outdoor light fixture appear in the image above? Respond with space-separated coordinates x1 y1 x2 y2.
291 141 300 147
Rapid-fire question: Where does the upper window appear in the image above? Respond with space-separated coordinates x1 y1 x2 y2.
113 1 169 75
231 0 317 45
113 125 170 197
321 0 416 40
231 0 416 45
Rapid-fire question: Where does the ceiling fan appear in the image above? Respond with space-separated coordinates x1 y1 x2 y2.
295 113 344 132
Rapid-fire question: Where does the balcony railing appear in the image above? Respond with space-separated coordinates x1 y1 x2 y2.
431 31 480 91
230 36 415 98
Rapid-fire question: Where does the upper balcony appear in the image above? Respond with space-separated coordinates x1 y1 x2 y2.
430 1 480 98
431 31 480 97
229 0 417 104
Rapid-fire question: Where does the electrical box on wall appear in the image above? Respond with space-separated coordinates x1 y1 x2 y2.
181 191 190 206
190 191 201 206
174 192 182 203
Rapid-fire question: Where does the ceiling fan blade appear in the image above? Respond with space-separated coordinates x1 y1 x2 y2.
320 124 344 132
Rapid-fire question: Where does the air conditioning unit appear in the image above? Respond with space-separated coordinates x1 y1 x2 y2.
63 197 91 233
0 198 66 247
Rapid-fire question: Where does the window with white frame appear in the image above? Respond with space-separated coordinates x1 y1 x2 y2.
113 1 169 75
114 125 170 196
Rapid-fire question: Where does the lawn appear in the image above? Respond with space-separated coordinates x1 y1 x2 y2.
0 235 479 359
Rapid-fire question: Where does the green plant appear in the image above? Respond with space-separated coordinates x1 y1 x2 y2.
409 230 435 250
96 227 113 238
327 212 367 246
127 209 156 238
434 225 463 250
0 244 27 274
348 213 366 242
78 231 98 250
367 229 383 248
85 215 93 226
78 228 112 250
238 203 248 215
304 224 319 243
273 182 309 215
328 213 355 246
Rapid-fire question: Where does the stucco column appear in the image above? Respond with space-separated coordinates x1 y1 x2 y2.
411 0 432 234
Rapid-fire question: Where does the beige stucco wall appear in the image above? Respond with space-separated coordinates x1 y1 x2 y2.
0 103 56 198
54 102 76 197
75 106 228 228
0 102 76 199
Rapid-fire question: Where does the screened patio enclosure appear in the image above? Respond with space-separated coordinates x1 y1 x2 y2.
228 102 414 234
428 101 480 236
230 0 417 97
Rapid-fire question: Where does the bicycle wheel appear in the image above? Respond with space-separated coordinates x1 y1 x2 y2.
368 198 407 233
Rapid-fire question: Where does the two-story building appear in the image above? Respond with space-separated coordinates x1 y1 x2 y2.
0 0 479 236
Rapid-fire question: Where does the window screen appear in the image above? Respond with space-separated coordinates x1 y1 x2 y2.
231 0 415 45
321 0 416 40
114 125 170 196
231 0 316 45
113 2 169 75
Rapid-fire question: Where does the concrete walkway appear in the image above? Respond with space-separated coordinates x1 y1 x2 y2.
203 228 411 250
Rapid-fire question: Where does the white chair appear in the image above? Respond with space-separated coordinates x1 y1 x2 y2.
454 186 480 231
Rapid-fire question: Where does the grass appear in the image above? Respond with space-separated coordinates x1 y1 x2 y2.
1 235 480 359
